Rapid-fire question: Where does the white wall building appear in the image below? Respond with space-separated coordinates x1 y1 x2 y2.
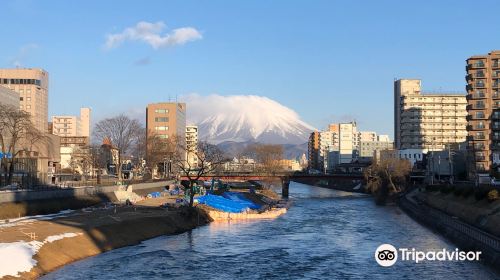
186 125 198 167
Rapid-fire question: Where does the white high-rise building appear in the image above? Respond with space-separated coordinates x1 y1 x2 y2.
186 125 198 167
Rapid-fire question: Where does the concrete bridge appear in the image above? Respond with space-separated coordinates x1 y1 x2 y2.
180 173 367 197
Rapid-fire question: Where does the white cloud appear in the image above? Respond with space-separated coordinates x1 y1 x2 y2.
104 21 202 50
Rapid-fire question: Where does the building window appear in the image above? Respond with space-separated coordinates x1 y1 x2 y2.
20 97 23 101
26 97 31 101
155 126 169 131
155 117 169 122
154 109 169 114
26 105 31 109
158 135 168 139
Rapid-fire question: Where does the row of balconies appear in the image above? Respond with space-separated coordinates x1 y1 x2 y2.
402 99 466 105
467 61 486 70
401 118 467 123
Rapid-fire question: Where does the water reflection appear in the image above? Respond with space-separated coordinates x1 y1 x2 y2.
43 182 497 280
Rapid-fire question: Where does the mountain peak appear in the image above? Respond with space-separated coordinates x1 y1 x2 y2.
183 94 315 144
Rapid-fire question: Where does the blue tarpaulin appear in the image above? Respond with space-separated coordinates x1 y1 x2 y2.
148 192 161 198
196 194 249 213
222 192 260 210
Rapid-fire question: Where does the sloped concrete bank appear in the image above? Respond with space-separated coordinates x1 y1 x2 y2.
398 192 500 268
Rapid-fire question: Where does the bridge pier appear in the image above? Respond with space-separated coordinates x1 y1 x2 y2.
281 178 289 199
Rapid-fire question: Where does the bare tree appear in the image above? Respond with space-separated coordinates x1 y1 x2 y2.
69 145 103 182
0 104 42 186
250 143 284 175
172 138 228 207
145 133 177 178
93 114 143 180
364 158 411 205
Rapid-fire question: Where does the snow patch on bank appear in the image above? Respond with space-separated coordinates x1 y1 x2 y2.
0 232 82 278
0 209 75 229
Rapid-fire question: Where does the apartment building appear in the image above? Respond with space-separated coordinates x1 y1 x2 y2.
51 108 91 137
359 135 394 158
394 79 467 151
186 125 198 167
465 50 500 173
0 68 49 132
307 131 320 170
146 102 187 159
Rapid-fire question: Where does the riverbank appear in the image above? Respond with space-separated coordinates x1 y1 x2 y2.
399 189 500 269
0 187 284 279
0 204 211 279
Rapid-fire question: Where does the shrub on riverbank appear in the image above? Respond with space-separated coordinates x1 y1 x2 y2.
487 190 499 202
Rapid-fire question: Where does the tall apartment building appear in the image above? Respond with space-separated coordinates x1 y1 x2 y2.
0 86 20 108
465 50 500 173
307 131 320 170
0 68 49 132
146 102 187 158
394 79 467 151
186 125 198 167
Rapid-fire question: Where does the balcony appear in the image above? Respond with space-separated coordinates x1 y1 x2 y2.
468 62 486 69
468 92 486 99
475 82 486 88
493 61 499 69
473 135 486 140
475 156 487 161
474 144 486 150
467 104 487 110
493 114 500 120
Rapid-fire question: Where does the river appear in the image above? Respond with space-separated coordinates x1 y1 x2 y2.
42 182 497 279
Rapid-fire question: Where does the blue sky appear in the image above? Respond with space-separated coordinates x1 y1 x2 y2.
1 0 500 136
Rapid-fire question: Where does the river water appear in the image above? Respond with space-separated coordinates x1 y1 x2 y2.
43 182 497 279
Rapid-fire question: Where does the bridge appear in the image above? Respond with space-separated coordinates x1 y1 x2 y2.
179 173 367 197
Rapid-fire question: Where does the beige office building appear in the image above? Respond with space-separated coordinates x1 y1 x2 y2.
51 108 91 137
0 86 20 108
465 50 500 173
146 102 187 157
0 68 49 132
394 79 467 151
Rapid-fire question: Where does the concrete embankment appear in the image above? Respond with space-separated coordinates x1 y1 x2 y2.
0 181 173 220
399 190 500 268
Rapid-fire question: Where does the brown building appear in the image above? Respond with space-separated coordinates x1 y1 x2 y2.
0 68 49 132
466 50 500 174
307 131 320 170
146 102 187 156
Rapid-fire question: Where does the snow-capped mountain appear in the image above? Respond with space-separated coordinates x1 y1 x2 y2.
183 94 316 145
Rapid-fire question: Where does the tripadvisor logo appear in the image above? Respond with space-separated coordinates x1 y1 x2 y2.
374 244 481 267
375 244 398 267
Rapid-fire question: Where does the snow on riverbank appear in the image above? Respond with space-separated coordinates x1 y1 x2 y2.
0 210 75 229
0 232 81 278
